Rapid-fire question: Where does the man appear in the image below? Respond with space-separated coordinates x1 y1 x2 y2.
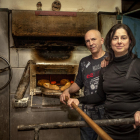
60 29 108 140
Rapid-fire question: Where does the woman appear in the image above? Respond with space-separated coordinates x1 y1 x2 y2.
67 24 140 140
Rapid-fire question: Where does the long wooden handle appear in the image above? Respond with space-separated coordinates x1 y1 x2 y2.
65 96 113 140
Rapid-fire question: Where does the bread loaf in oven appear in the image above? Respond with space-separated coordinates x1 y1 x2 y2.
60 82 71 91
60 79 70 85
43 83 59 90
37 79 50 86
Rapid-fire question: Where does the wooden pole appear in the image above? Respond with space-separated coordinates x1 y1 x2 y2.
65 96 113 140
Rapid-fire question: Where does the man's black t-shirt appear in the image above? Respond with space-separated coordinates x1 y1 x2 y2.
75 52 108 119
75 52 108 96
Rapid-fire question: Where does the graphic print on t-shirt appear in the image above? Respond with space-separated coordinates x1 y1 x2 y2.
83 62 101 96
90 76 99 93
81 61 86 72
93 64 101 71
86 61 91 68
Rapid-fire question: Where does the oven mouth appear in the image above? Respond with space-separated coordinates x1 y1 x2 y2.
36 74 75 86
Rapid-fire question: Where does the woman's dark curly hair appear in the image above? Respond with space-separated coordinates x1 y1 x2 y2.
104 23 136 62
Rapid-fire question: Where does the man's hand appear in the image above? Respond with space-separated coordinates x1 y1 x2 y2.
67 98 79 108
60 89 70 104
101 58 109 68
133 111 140 129
60 83 80 104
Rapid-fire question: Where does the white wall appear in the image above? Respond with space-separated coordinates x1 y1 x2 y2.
0 0 121 12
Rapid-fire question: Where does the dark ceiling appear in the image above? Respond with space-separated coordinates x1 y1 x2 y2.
122 0 140 19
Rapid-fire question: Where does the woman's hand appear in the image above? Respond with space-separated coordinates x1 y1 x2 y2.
67 98 79 108
133 111 140 128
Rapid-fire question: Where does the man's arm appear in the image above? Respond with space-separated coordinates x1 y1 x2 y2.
60 58 84 104
66 68 106 107
60 82 80 104
67 93 105 108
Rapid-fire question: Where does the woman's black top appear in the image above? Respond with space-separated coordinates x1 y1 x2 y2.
78 53 140 139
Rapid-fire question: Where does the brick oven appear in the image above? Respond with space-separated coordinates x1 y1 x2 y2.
12 10 98 107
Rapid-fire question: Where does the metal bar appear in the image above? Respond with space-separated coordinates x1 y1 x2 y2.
17 118 135 131
123 8 140 15
18 118 135 140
